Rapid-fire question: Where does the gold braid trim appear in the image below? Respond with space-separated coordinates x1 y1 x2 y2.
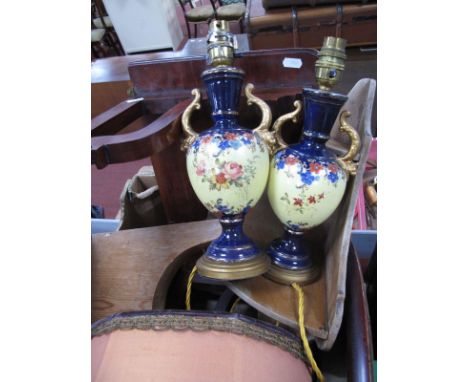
92 313 308 364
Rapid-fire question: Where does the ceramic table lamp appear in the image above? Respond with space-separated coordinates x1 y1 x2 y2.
181 21 274 281
265 37 361 285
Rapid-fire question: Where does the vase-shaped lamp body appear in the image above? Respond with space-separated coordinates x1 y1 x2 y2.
266 88 352 285
184 67 271 280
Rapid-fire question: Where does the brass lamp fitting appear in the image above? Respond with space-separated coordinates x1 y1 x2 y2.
315 36 347 91
206 20 238 67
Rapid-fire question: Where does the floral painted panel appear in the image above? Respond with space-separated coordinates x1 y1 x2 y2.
273 152 344 187
268 150 347 230
187 130 269 215
190 130 266 157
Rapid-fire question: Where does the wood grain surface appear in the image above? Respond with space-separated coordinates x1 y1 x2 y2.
228 275 327 339
91 220 221 322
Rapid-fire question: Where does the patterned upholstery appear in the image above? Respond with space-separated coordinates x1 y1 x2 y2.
93 16 113 28
91 28 106 42
216 3 246 20
186 5 215 21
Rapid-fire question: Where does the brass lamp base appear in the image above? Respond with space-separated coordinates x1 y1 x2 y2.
196 253 271 281
264 263 321 286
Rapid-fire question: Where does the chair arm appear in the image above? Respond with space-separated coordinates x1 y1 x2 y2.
91 98 145 137
91 99 190 169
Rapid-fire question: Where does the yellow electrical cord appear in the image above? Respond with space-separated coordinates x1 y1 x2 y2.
229 297 241 313
185 267 323 381
292 282 325 382
185 265 198 311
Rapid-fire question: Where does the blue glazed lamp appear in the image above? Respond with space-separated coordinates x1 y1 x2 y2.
181 21 274 280
265 37 361 285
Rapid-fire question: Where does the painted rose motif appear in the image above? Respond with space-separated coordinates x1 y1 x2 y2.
201 135 212 144
187 128 269 217
223 161 243 180
285 155 299 166
196 160 206 176
215 172 227 185
192 156 257 192
224 132 237 141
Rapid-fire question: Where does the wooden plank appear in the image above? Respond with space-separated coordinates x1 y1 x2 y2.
91 219 221 323
228 275 328 339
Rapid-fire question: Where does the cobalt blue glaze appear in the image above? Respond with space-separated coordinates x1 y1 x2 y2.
195 67 266 266
297 88 348 143
268 88 348 273
206 214 260 262
202 67 244 128
268 229 312 269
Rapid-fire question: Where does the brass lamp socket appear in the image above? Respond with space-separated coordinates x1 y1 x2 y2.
206 20 237 67
315 36 347 91
209 20 231 34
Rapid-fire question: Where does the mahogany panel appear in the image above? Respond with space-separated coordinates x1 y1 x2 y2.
127 48 318 114
149 120 208 224
91 81 132 118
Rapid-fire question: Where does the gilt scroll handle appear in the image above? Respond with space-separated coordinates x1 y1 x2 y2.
181 89 201 151
336 111 361 176
245 83 275 154
272 100 302 153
